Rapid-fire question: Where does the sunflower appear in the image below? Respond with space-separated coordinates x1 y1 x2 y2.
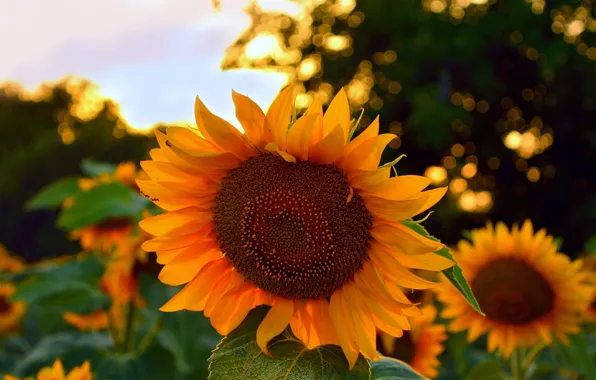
69 162 141 253
581 255 596 323
435 220 594 358
63 310 109 332
0 282 26 335
377 305 446 378
64 233 149 335
4 359 92 380
138 86 454 366
0 244 25 273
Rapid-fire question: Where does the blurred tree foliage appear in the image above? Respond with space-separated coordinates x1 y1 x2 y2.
222 0 596 254
0 79 156 261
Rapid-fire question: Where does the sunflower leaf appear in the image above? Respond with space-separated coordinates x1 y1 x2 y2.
25 176 81 211
402 220 483 315
369 357 425 379
57 182 148 231
464 360 510 380
208 306 371 380
80 158 117 177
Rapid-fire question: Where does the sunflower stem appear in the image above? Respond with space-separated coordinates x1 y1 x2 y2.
135 317 162 356
511 348 526 380
522 342 547 371
123 302 137 353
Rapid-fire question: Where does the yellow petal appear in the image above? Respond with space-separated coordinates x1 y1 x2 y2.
232 90 266 147
343 134 397 172
264 142 297 163
159 258 229 312
166 126 220 154
323 88 350 138
365 175 431 200
194 96 214 140
286 113 319 161
348 167 391 193
405 187 448 216
141 227 210 252
391 251 454 271
265 85 294 151
329 291 360 369
139 207 211 236
211 285 256 335
158 246 222 286
340 116 379 161
309 124 345 164
369 245 437 289
203 270 245 317
195 96 256 158
363 194 429 222
256 298 294 356
306 95 324 147
371 222 443 255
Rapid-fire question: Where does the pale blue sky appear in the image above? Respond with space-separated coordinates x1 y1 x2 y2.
0 0 291 131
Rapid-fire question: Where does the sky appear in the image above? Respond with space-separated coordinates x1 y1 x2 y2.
0 0 293 131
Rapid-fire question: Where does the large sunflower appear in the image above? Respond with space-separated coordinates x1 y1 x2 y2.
138 86 454 365
0 282 26 335
4 359 92 380
377 305 447 378
435 220 593 358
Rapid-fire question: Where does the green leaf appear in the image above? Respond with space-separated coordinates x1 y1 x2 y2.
57 182 148 231
25 177 80 211
94 353 143 380
551 334 596 379
81 159 117 177
370 357 425 379
11 279 110 314
402 220 483 315
7 332 112 377
7 255 105 283
138 275 220 378
465 360 510 380
208 306 371 380
585 235 596 255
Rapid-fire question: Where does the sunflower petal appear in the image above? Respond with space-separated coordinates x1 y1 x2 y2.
166 126 220 154
330 291 360 369
264 142 297 163
365 175 431 200
232 90 266 147
286 113 319 161
195 96 256 158
256 298 294 356
212 285 256 335
158 246 222 286
371 222 443 255
323 88 350 138
139 207 211 236
348 167 391 193
364 194 430 222
343 134 397 172
309 124 345 164
265 85 294 151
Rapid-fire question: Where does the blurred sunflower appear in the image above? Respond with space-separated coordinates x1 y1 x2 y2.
436 220 593 358
63 230 150 337
68 162 141 253
377 305 446 378
581 254 596 323
0 282 26 335
0 244 25 273
4 359 92 380
138 86 454 365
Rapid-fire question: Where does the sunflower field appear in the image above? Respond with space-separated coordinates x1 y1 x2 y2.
2 0 596 379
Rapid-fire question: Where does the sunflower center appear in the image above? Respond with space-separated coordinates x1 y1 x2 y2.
377 332 416 364
0 296 10 313
471 258 554 325
212 154 373 300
